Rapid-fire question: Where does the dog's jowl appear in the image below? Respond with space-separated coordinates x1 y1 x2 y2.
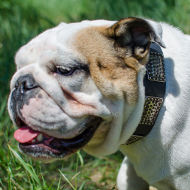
8 17 190 190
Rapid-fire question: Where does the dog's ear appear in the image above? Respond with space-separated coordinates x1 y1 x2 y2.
105 17 165 60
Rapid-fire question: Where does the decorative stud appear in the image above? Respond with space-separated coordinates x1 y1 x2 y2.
147 50 166 82
140 96 163 126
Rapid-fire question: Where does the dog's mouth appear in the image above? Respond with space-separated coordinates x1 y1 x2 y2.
14 117 102 160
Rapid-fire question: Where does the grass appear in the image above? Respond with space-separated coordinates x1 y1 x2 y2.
1 0 190 189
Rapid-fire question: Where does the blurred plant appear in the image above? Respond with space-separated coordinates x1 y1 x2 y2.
0 0 55 98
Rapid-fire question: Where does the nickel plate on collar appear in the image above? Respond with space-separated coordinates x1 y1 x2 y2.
147 50 166 82
125 97 164 145
140 96 163 126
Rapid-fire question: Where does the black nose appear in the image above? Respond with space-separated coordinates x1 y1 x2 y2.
15 74 39 94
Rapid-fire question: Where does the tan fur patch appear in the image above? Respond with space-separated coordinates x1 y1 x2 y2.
73 26 141 104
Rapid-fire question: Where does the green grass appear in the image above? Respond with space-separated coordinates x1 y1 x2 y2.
1 0 190 189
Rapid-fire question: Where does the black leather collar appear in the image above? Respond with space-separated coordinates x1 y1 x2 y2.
126 43 166 145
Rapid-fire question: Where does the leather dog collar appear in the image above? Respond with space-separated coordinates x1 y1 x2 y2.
126 42 166 145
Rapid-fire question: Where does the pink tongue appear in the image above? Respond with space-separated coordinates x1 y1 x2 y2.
14 127 39 143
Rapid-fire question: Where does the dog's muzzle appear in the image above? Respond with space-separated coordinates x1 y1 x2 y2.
9 74 102 160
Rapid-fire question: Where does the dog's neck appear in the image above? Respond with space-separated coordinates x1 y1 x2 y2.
120 43 166 145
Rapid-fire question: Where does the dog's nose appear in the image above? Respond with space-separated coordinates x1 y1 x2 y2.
15 74 39 94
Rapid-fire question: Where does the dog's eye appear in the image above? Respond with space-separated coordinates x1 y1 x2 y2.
56 66 76 76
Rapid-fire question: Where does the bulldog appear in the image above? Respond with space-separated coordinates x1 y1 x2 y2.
8 17 190 190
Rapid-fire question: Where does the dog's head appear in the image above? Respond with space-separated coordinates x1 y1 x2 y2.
8 17 164 161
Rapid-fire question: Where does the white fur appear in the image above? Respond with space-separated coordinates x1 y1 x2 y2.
9 18 190 190
119 22 190 190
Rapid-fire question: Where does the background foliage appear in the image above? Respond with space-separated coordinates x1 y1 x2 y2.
0 0 190 189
